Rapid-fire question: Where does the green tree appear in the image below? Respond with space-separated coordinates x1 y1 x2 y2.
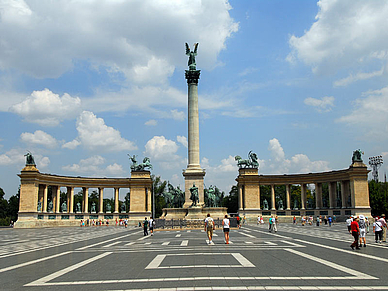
369 180 388 216
7 187 20 223
152 175 167 218
222 185 238 213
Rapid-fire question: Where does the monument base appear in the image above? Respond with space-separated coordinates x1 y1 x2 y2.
183 169 206 208
161 206 227 220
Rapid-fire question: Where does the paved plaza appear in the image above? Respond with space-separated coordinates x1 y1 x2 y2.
1 223 388 290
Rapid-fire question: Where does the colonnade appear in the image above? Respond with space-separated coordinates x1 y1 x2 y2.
236 161 371 218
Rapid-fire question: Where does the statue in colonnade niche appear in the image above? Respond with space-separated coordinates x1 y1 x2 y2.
337 196 341 208
37 201 42 212
262 199 269 210
121 203 126 212
91 202 96 213
322 196 328 208
61 201 67 212
76 202 81 213
277 199 283 210
189 183 199 207
307 198 313 209
293 199 298 210
48 201 53 212
106 203 111 212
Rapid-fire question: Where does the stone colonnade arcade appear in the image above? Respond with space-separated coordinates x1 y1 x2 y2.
15 164 152 228
236 161 371 221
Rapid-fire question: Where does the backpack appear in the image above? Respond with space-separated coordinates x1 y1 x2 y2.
207 217 214 230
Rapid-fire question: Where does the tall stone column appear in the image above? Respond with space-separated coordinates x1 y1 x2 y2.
83 187 89 213
315 183 322 209
99 188 104 213
328 182 336 209
301 184 306 210
43 185 48 212
55 186 60 213
114 188 119 213
341 181 348 208
67 187 74 213
183 69 205 207
286 184 291 210
271 185 276 210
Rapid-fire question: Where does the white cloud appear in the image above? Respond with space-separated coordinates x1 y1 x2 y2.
9 89 81 126
304 96 334 112
73 111 137 152
145 119 157 126
62 155 125 176
287 1 388 75
20 130 58 149
144 136 184 169
177 136 188 148
0 0 238 82
337 86 388 138
170 109 185 121
266 138 330 174
62 139 81 150
333 67 385 87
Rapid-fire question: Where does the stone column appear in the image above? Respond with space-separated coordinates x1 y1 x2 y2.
147 187 152 213
67 187 74 213
114 188 119 213
341 181 348 208
271 185 276 210
315 183 322 209
328 182 336 209
183 69 206 207
55 186 60 213
83 187 89 213
99 188 104 213
286 184 291 210
301 184 306 210
43 185 48 212
238 185 243 211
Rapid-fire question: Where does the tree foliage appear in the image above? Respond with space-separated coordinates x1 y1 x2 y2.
369 180 388 216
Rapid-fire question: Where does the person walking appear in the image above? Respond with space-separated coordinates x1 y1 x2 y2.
236 215 240 228
293 216 296 225
143 217 149 236
205 213 215 244
328 216 332 227
379 214 387 242
358 215 367 247
269 216 273 232
346 216 353 233
222 214 230 244
373 217 383 243
350 217 360 250
316 216 320 227
272 216 277 232
149 216 155 236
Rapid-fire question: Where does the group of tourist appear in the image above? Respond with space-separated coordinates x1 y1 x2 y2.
205 213 230 244
141 216 155 236
79 218 129 227
348 214 387 250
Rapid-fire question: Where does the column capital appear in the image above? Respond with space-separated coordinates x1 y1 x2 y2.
185 70 200 84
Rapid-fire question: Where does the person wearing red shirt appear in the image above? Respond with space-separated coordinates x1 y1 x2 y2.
350 217 360 250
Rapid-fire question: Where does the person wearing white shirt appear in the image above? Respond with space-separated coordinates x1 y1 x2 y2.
222 215 230 244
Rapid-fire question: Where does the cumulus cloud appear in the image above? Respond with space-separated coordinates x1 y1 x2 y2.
177 136 188 148
145 119 157 126
62 155 125 176
20 130 58 149
287 1 388 75
304 96 334 112
337 86 388 138
144 136 184 169
71 111 137 152
170 109 185 121
266 138 330 174
0 0 238 82
62 139 81 150
9 89 81 126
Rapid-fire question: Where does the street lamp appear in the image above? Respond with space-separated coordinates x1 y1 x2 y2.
369 155 383 182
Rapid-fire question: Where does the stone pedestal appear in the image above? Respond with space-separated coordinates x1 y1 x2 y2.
183 169 205 208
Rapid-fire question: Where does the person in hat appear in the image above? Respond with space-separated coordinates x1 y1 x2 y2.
358 215 367 247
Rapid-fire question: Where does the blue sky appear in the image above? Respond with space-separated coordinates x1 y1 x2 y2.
1 0 387 199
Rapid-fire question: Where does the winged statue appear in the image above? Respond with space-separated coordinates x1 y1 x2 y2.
185 43 198 70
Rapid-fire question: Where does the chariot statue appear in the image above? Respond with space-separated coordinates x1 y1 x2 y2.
352 149 363 164
189 183 199 207
235 151 259 169
128 154 153 171
24 151 36 166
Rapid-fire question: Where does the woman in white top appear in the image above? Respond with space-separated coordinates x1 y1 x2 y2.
222 214 230 244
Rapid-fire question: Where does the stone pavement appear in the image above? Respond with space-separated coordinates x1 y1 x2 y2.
0 222 388 290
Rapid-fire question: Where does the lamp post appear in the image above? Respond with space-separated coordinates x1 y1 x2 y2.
369 155 383 182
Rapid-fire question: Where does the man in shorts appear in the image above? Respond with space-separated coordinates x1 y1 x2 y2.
350 217 360 250
205 213 215 244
